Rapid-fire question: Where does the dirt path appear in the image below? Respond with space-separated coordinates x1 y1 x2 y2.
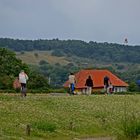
79 137 113 140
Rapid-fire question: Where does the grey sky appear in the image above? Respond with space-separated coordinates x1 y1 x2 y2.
0 0 140 45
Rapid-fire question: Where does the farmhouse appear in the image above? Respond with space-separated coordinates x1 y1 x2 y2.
64 69 128 94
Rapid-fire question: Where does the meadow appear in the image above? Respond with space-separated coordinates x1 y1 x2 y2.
16 51 69 65
0 93 140 140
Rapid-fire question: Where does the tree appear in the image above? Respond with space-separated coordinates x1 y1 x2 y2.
28 71 49 90
0 48 50 91
0 48 29 89
128 82 139 92
0 48 29 75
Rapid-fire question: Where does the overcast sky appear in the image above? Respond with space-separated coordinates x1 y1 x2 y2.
0 0 140 45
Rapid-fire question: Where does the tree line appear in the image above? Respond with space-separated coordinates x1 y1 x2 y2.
0 38 140 63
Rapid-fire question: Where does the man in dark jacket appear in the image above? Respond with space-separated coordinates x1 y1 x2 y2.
104 76 110 94
85 76 93 95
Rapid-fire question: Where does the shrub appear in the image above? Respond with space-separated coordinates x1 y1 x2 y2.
51 50 64 57
39 60 48 65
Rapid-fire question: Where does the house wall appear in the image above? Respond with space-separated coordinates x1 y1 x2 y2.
75 86 127 94
75 87 103 94
114 87 127 92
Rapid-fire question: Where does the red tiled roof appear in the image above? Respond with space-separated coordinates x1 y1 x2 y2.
64 69 128 88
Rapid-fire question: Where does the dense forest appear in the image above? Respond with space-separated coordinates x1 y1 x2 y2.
0 38 140 89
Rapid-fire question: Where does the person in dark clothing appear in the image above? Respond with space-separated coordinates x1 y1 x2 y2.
104 76 110 94
85 76 93 95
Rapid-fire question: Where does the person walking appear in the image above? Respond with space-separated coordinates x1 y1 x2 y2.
19 70 29 97
85 75 93 95
68 73 76 95
104 76 110 94
109 82 114 94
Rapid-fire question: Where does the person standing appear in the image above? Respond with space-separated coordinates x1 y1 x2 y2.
85 76 93 95
19 70 29 97
109 82 114 94
68 73 76 95
104 76 110 94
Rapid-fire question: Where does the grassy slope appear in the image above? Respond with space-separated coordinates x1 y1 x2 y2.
16 51 140 74
16 51 70 65
15 51 116 68
0 94 140 140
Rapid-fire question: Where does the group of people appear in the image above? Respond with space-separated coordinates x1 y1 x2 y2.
68 73 94 95
15 70 113 97
68 73 113 95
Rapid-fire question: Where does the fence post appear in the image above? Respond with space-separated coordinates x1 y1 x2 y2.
26 124 31 136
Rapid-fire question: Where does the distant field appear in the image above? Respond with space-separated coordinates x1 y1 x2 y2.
0 94 140 140
16 51 70 65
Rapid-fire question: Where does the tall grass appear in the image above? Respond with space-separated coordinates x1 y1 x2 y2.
0 94 140 139
121 100 140 139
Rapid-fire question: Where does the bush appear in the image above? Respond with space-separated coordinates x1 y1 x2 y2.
129 82 139 92
39 60 48 65
51 50 64 57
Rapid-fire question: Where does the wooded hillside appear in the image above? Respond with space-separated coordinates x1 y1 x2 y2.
0 38 140 63
0 38 140 87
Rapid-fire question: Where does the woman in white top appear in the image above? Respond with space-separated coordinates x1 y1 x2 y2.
68 73 76 95
19 70 28 97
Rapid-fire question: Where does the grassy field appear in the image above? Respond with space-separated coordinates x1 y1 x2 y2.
16 51 69 65
0 93 140 140
15 50 118 69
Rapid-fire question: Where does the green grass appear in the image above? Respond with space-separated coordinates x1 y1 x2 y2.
0 94 140 140
16 51 69 65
